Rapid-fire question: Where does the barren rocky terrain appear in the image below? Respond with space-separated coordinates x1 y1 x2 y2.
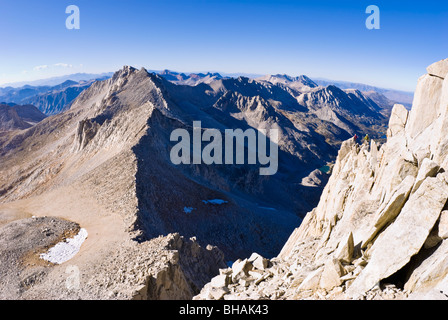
0 62 397 300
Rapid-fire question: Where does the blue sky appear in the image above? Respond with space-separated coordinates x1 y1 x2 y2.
0 0 447 91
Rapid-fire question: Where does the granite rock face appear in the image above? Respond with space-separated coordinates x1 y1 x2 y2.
196 58 448 300
281 58 448 299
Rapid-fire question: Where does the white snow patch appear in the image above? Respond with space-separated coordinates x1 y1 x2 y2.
40 228 88 264
184 207 195 214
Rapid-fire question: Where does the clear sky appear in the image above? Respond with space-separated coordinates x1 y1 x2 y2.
0 0 447 91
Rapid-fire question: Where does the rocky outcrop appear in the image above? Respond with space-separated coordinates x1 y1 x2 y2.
73 119 101 151
0 220 225 300
280 58 448 299
194 253 278 300
197 58 448 300
346 176 448 296
427 58 448 79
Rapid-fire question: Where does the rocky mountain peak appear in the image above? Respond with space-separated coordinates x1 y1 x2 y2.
296 75 318 87
324 84 344 95
111 65 138 82
257 74 318 90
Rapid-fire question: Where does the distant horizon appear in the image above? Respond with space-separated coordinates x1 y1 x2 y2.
1 1 447 93
0 67 416 94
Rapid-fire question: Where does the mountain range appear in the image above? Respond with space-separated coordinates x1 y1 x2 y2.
0 78 110 115
195 57 448 301
313 78 414 109
0 71 413 116
0 65 392 261
0 72 114 88
0 64 421 299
